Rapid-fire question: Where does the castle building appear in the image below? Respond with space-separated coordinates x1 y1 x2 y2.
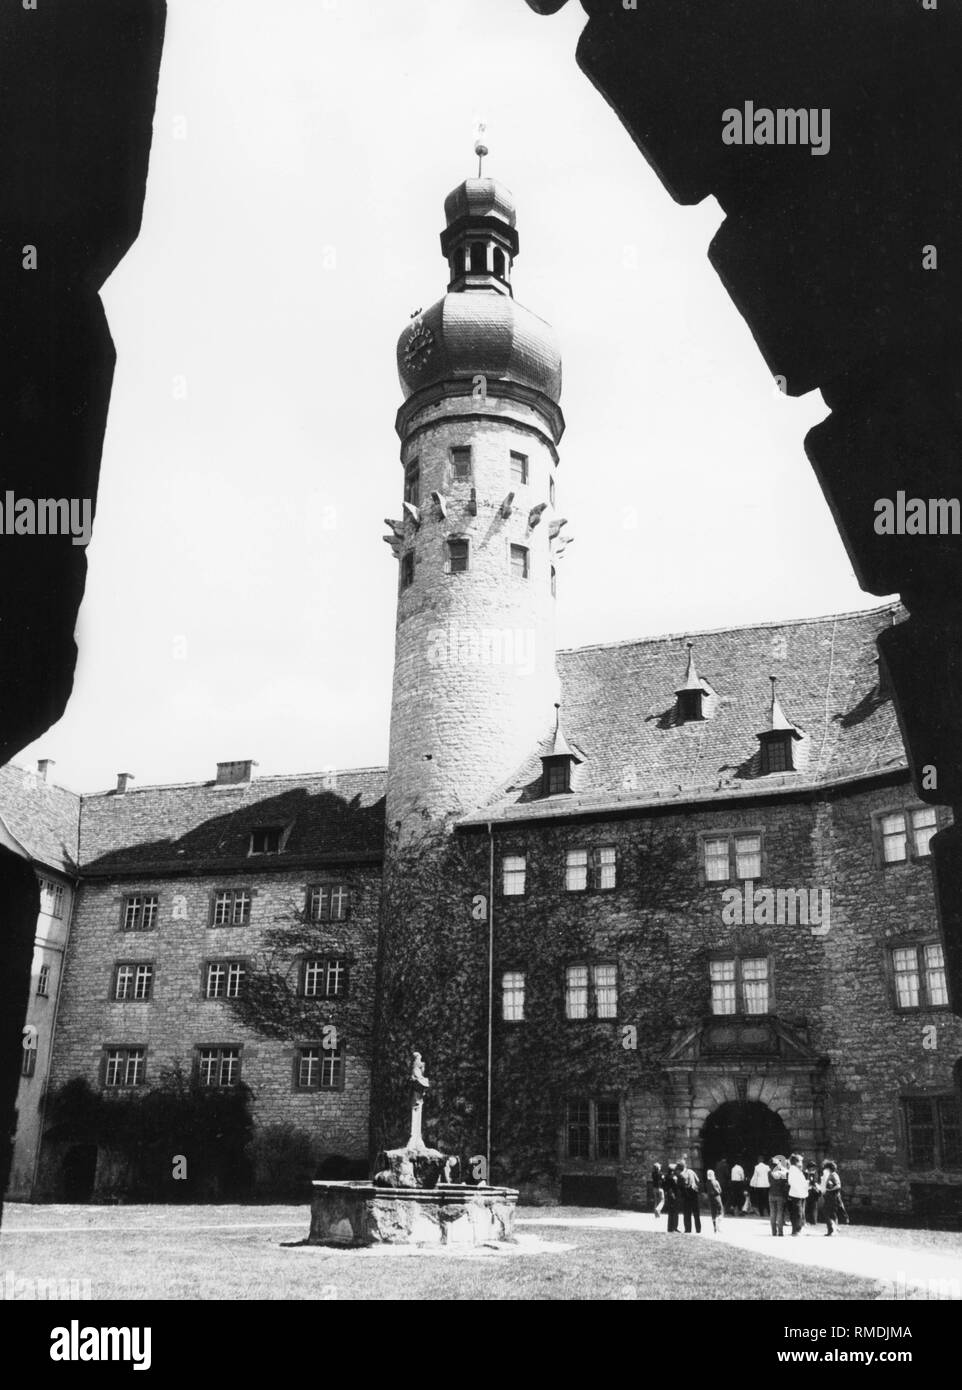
4 174 961 1219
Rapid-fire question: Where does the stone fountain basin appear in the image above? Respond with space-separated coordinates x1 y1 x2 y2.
308 1180 519 1247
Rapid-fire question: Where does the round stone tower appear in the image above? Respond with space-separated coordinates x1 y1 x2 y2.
385 175 566 838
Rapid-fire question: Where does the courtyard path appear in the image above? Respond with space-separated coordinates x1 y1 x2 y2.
516 1210 962 1299
666 1211 961 1299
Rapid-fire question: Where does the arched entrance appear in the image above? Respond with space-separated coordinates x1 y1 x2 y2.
62 1143 97 1202
701 1101 792 1175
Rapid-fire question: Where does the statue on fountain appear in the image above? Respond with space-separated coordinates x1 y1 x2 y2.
373 1049 452 1189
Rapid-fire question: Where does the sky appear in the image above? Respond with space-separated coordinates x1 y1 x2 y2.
19 0 887 793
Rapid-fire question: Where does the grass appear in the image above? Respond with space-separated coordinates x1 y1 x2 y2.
0 1203 891 1300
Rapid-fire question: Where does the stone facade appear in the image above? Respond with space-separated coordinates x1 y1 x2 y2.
45 865 377 1148
474 776 961 1215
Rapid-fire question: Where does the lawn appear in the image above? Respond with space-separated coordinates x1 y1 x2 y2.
0 1204 886 1300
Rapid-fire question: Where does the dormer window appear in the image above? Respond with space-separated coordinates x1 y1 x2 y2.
542 756 572 797
675 642 707 722
759 733 793 775
250 827 283 855
677 689 704 722
757 676 803 775
540 704 582 797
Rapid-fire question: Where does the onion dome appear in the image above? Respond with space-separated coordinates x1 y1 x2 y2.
397 176 562 406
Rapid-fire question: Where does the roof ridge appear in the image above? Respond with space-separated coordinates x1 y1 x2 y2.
78 765 389 800
5 761 83 798
556 601 902 657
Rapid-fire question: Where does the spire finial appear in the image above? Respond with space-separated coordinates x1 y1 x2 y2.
474 118 489 178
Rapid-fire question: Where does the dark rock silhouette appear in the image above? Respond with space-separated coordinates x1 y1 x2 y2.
524 0 962 1009
0 0 166 1218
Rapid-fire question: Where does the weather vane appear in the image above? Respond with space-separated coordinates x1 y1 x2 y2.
474 119 488 177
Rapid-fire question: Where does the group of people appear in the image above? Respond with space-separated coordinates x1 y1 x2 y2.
650 1153 846 1237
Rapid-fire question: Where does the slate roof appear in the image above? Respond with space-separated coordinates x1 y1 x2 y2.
461 603 908 825
76 767 388 877
0 763 81 873
0 605 911 864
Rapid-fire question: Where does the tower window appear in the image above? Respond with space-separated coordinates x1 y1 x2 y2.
510 451 529 485
551 565 557 598
454 247 466 278
400 552 414 590
451 446 472 481
549 475 556 507
470 242 487 273
447 538 469 574
404 459 420 506
510 544 529 580
37 963 51 997
493 247 506 280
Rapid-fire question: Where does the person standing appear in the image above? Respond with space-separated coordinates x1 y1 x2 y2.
820 1159 843 1236
768 1154 789 1236
749 1155 771 1217
650 1161 666 1219
787 1153 809 1235
729 1159 746 1215
714 1155 731 1214
664 1162 682 1233
681 1160 702 1233
804 1162 820 1226
706 1169 723 1234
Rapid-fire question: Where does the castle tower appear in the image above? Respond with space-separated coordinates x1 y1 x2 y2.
385 174 566 837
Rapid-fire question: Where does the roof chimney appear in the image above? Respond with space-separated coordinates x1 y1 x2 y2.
36 759 54 782
116 772 134 795
216 759 256 786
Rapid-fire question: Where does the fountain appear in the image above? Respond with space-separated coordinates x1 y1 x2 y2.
307 1052 518 1246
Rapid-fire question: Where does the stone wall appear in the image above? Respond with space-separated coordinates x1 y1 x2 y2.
483 774 961 1213
43 862 381 1193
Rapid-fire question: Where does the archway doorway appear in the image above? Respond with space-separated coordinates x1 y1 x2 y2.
62 1143 97 1202
701 1100 792 1175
